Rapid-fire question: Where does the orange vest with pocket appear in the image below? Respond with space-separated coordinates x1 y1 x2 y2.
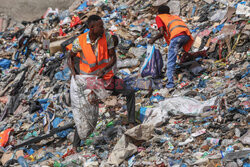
158 14 194 52
76 32 114 80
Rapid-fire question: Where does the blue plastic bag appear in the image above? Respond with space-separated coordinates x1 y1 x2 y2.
77 1 88 11
52 117 72 138
55 67 71 81
140 45 163 78
0 59 11 69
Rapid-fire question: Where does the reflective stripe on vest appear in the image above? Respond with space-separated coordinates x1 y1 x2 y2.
79 52 89 65
80 68 112 75
80 69 98 75
167 19 182 30
169 25 187 33
79 53 110 68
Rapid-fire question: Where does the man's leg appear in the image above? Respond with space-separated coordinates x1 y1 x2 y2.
105 77 136 124
166 35 190 88
121 84 136 124
73 128 81 150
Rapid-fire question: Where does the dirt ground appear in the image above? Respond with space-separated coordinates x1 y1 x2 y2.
0 0 75 22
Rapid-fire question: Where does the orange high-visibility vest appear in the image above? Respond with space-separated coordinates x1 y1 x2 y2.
158 14 194 52
77 32 114 80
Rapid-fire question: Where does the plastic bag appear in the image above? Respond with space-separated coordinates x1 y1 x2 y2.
159 96 218 116
0 128 13 147
140 45 163 78
0 59 11 69
77 1 88 11
209 10 227 22
70 15 82 28
52 117 72 138
70 75 109 140
143 96 218 127
54 67 71 81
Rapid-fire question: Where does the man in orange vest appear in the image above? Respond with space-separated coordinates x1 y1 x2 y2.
67 15 136 151
149 5 194 88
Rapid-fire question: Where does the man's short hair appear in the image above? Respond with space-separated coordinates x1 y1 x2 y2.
87 15 102 27
158 5 170 14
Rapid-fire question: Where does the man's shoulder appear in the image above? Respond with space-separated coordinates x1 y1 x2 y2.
78 32 88 39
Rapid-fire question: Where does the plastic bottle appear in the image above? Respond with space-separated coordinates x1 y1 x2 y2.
62 153 85 166
85 139 93 146
106 121 114 128
96 121 105 130
24 24 34 36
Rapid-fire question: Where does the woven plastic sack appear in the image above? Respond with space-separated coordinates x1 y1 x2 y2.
70 75 109 140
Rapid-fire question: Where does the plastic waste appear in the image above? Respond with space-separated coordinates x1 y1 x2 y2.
140 45 163 78
178 137 194 146
210 10 227 22
0 0 249 166
0 59 11 69
0 128 13 147
70 75 109 140
215 0 228 5
117 59 139 69
54 67 71 81
191 129 206 137
239 130 250 145
206 138 220 145
17 156 29 167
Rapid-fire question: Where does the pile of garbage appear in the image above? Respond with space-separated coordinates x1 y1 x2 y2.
0 0 249 166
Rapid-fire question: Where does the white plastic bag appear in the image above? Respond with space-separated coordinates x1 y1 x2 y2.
142 107 168 127
70 75 109 140
143 96 218 127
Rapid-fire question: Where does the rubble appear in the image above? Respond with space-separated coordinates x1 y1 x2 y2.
0 0 249 166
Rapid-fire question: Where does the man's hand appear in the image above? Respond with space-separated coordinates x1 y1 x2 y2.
71 71 76 78
87 91 101 105
149 28 164 45
68 51 77 78
148 39 155 45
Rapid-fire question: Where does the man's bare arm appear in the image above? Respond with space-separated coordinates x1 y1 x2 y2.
97 48 116 78
67 51 76 77
149 27 165 44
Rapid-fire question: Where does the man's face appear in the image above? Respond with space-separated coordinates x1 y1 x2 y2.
89 19 104 37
